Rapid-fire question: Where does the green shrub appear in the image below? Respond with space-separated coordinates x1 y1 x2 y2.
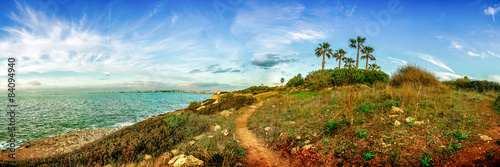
237 85 276 95
305 70 331 91
330 68 389 86
286 73 305 88
443 76 500 93
195 95 256 115
324 119 348 135
163 115 184 128
187 101 202 111
390 64 441 87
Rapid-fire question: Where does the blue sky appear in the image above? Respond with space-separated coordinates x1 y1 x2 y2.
0 0 499 93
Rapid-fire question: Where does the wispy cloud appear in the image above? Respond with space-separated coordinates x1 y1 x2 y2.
27 81 41 86
466 51 486 59
414 53 454 73
484 6 500 22
434 72 462 81
488 51 500 58
386 57 407 66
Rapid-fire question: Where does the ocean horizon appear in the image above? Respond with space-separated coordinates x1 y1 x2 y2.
0 93 212 150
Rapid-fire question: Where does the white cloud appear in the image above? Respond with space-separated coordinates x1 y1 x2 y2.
387 57 407 66
484 6 500 22
488 50 500 58
171 13 178 23
491 75 500 83
434 72 462 81
466 51 486 59
414 53 454 73
27 81 41 86
450 41 463 50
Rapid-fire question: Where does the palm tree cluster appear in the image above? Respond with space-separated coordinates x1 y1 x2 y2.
314 36 380 70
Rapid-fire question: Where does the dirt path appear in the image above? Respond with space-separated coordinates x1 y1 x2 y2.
235 101 290 167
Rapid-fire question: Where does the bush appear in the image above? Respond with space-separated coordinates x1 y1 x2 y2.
187 101 202 111
443 77 500 93
495 95 500 111
286 73 305 88
305 70 331 91
330 68 388 86
195 94 256 115
390 64 441 87
237 85 276 95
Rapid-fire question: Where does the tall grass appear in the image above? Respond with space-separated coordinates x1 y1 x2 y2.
390 64 442 88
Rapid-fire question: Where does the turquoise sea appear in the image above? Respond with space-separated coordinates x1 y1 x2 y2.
0 93 212 150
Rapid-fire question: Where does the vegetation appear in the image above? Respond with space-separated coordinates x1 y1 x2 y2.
286 73 305 88
349 36 367 69
390 64 442 88
315 42 333 70
360 46 375 70
237 85 276 95
496 95 500 111
194 93 255 115
333 49 347 69
248 64 499 166
443 76 500 93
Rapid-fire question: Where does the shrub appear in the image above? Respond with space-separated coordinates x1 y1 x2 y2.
163 115 184 128
187 101 202 111
286 73 305 88
443 76 500 93
305 70 331 91
390 64 441 87
195 94 256 115
495 95 500 112
237 85 276 95
330 68 389 86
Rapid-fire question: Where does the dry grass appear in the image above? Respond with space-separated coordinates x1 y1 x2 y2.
248 82 496 166
390 64 444 89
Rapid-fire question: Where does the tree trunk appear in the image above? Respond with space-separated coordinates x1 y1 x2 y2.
322 52 325 70
338 56 342 69
356 46 360 69
366 56 369 69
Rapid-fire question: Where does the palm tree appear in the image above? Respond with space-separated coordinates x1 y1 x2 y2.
349 36 366 69
333 49 347 69
368 63 380 70
315 42 333 70
343 57 356 68
361 46 375 69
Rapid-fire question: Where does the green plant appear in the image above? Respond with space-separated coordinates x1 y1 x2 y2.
356 102 376 113
163 115 184 128
487 152 494 159
420 155 432 167
305 70 331 91
451 143 462 151
443 77 500 93
363 152 375 160
454 130 468 139
286 73 305 88
358 129 369 138
325 120 347 135
137 154 143 161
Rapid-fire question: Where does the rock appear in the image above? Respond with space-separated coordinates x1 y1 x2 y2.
264 127 271 131
389 115 398 118
220 110 233 118
207 135 214 139
230 108 236 112
304 140 310 144
213 99 219 104
391 106 404 114
196 106 205 111
221 129 229 136
104 165 112 167
188 140 196 146
480 135 493 141
302 144 313 150
171 149 180 156
291 146 300 154
296 136 301 140
405 117 415 123
194 134 205 140
144 154 152 160
394 120 401 126
213 125 221 132
168 154 204 167
414 121 424 125
284 121 296 124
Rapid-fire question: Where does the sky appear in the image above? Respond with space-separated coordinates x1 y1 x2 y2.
0 0 499 94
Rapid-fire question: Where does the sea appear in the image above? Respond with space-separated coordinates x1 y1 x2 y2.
0 93 212 150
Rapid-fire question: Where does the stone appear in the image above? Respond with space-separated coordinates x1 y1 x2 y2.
284 121 296 124
220 110 233 118
291 146 300 154
105 165 112 167
171 149 180 156
230 108 236 112
213 125 221 132
391 106 404 114
302 144 313 150
188 140 196 146
296 136 301 140
168 154 204 167
413 121 424 125
394 120 401 126
221 129 229 136
304 140 310 144
194 134 205 140
144 154 152 160
207 135 214 139
388 115 398 118
480 135 493 141
196 106 205 111
405 117 415 123
264 127 271 131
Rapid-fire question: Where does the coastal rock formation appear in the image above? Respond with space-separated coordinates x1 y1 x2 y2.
168 154 204 167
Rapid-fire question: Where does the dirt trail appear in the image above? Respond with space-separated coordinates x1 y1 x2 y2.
235 101 290 167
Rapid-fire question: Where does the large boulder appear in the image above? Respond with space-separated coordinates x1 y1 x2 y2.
168 154 204 167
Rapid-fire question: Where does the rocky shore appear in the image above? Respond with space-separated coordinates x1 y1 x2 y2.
0 128 116 160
